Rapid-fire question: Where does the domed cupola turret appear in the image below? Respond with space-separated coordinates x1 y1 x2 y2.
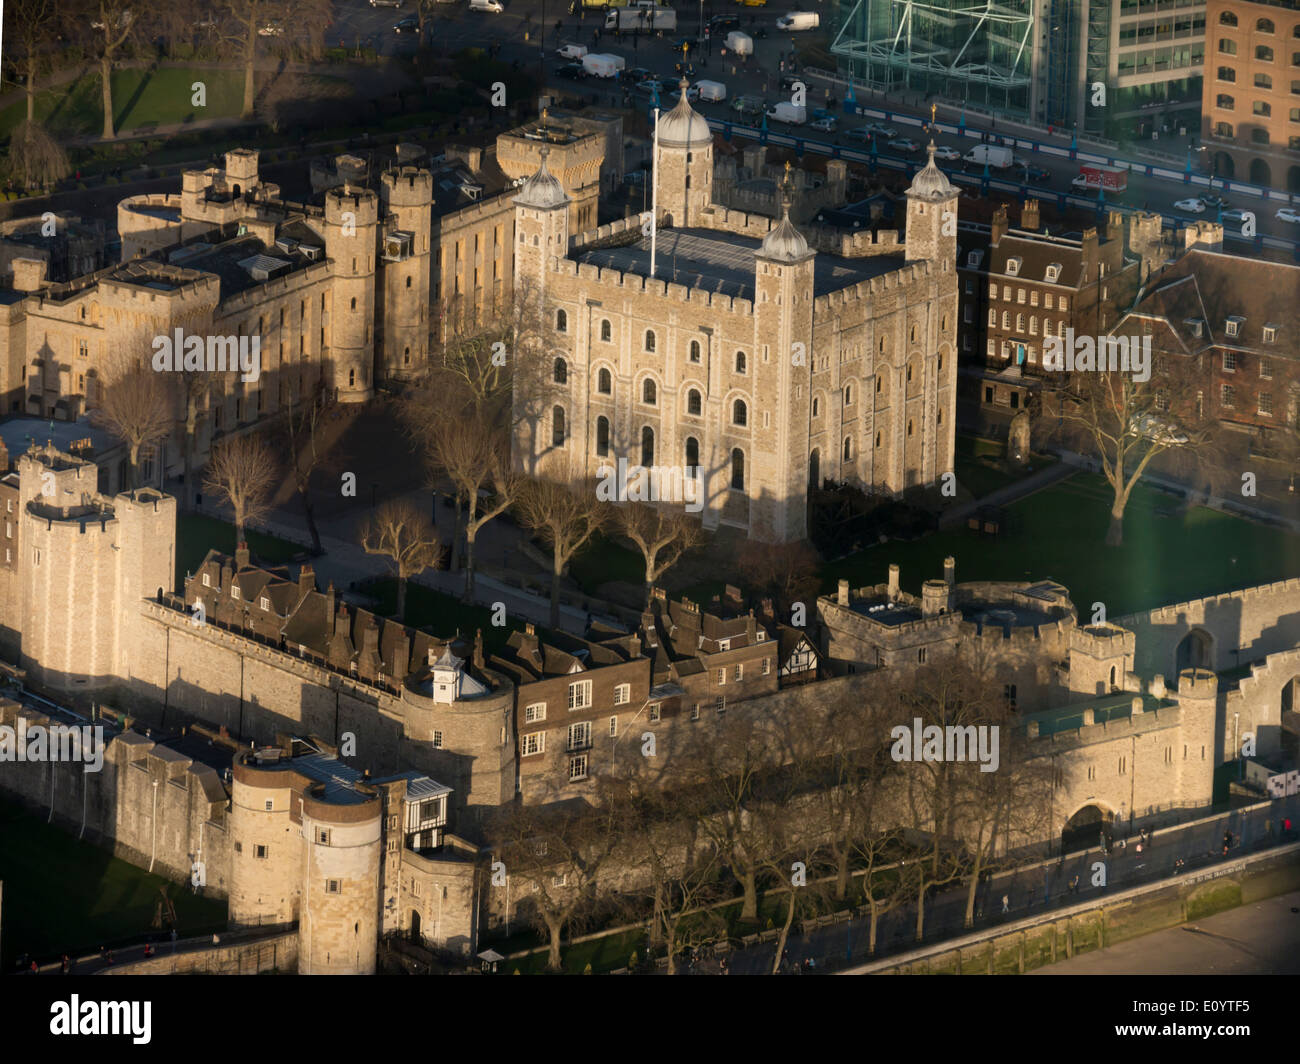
758 163 812 264
657 80 713 148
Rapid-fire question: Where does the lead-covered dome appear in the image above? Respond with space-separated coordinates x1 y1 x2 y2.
658 81 712 147
907 142 957 200
515 147 569 209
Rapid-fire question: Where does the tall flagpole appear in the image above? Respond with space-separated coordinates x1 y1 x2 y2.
650 106 659 279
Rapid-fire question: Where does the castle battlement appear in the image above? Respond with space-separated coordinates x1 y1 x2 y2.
1118 577 1300 628
218 256 334 314
552 255 755 315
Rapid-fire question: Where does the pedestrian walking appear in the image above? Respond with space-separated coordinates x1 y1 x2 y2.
1069 874 1079 894
1001 894 1009 914
30 960 38 974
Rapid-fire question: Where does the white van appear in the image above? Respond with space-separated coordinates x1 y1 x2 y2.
469 0 504 12
696 79 726 102
776 11 819 30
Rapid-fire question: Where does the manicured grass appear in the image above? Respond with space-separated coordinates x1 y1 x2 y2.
0 68 248 139
362 577 561 658
568 533 646 596
823 473 1300 617
0 798 227 967
953 434 1055 500
176 513 304 587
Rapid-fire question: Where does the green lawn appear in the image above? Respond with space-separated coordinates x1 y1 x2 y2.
953 434 1056 501
0 798 227 967
824 473 1300 617
176 513 304 587
0 68 248 139
568 533 646 596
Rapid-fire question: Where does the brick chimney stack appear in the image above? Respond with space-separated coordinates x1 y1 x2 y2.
1021 199 1040 231
991 203 1009 246
298 564 315 596
473 628 485 670
235 541 250 569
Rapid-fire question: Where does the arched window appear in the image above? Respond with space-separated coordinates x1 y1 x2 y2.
596 416 610 456
641 426 655 466
732 399 747 426
552 406 566 446
909 325 917 343
730 448 745 491
1217 93 1236 109
875 431 882 448
645 330 656 352
598 367 612 394
844 383 854 406
735 350 747 374
687 389 702 416
1255 100 1272 116
906 363 913 382
601 319 612 342
689 339 701 363
350 297 357 310
643 378 657 405
685 436 699 471
1257 45 1275 62
1258 17 1275 33
1219 10 1237 26
348 369 356 387
406 276 412 288
1109 665 1117 687
875 374 883 393
812 395 820 417
907 419 914 437
1256 73 1273 89
843 436 853 461
556 309 568 332
553 357 568 384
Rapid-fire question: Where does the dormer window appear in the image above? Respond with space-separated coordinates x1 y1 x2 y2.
231 585 241 600
1263 324 1278 344
1184 318 1204 338
1225 316 1244 338
202 573 211 587
1045 263 1062 283
966 249 984 269
260 596 270 611
1006 257 1022 276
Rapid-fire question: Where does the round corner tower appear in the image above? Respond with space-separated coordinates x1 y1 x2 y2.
653 83 714 228
298 782 381 976
323 185 379 403
228 753 303 929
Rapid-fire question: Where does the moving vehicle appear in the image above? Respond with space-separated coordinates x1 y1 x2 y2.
725 30 753 55
393 16 419 32
892 138 921 154
606 6 675 31
962 144 1014 169
556 62 589 79
633 77 666 95
1017 163 1050 182
766 101 807 125
809 116 837 133
776 11 819 30
731 94 765 117
844 126 874 143
668 84 700 102
1075 162 1127 192
1201 192 1229 208
582 52 625 77
370 0 402 7
626 66 656 81
866 122 897 139
709 15 740 32
557 42 588 59
1220 208 1251 225
932 145 960 161
696 79 726 102
1275 207 1300 224
469 0 505 12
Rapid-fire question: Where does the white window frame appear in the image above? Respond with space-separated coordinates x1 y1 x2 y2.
567 680 592 711
568 755 588 781
613 684 630 706
522 732 545 756
524 702 547 723
648 703 661 722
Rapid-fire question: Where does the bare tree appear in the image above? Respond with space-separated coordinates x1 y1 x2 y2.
486 800 621 972
1035 331 1218 546
616 503 702 607
359 498 441 621
89 359 172 489
84 0 139 140
738 540 821 615
6 0 59 123
516 479 608 630
203 432 279 546
215 0 331 120
5 120 70 192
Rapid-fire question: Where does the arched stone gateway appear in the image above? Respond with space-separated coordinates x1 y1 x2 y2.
410 909 422 944
1176 628 1213 675
1062 802 1115 855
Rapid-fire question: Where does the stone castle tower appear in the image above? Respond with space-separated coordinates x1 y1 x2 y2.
16 445 175 697
378 166 434 385
653 81 714 228
904 143 959 267
323 185 379 403
752 172 816 542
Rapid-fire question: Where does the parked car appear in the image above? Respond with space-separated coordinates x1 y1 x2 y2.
1173 197 1206 213
370 0 403 7
393 16 419 32
1275 207 1300 224
809 116 837 133
555 62 588 80
892 138 921 154
932 145 960 161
